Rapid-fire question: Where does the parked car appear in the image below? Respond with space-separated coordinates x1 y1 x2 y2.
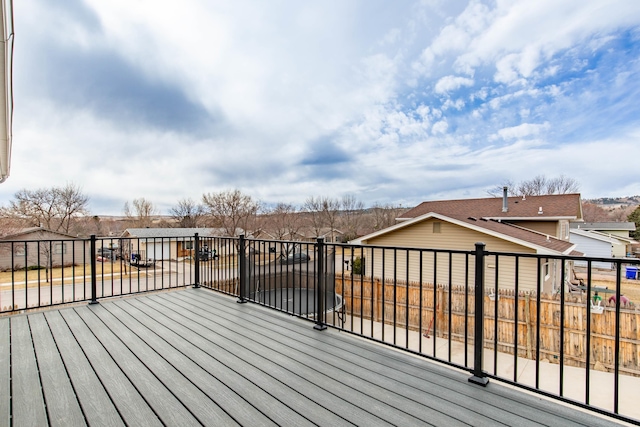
97 247 119 260
280 252 311 264
197 247 218 261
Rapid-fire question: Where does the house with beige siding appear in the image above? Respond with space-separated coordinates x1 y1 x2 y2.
351 194 581 294
0 227 86 271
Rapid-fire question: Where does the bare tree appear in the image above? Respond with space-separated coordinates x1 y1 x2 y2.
201 189 260 237
369 203 405 231
265 202 301 240
340 194 365 241
303 196 324 238
303 196 341 241
0 183 89 233
124 198 158 228
581 203 611 222
169 198 205 228
488 175 580 197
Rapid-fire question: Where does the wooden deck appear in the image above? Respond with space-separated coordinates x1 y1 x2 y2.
0 287 626 426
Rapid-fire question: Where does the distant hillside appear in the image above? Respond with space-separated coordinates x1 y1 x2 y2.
584 196 640 208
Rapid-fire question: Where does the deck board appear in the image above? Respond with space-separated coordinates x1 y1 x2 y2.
10 316 48 427
94 302 243 426
73 305 202 427
109 299 281 427
84 304 233 426
44 310 124 427
2 287 630 427
123 297 320 427
0 318 11 427
28 314 86 427
170 291 543 426
58 309 163 427
140 295 418 427
156 291 457 426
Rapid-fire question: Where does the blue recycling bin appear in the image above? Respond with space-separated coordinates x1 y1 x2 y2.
626 266 638 280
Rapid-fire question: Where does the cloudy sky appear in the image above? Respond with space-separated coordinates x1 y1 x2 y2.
4 0 640 215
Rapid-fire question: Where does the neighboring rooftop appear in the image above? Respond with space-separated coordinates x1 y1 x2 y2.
122 228 228 238
399 193 583 221
570 222 636 231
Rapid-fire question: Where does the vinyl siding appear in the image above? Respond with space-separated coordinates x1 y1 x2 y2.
361 219 543 292
508 220 559 238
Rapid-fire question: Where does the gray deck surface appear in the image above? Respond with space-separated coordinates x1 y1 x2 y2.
0 287 627 426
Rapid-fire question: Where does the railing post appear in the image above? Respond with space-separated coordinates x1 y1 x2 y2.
193 233 200 288
314 237 327 330
469 242 488 386
237 234 247 303
89 235 99 305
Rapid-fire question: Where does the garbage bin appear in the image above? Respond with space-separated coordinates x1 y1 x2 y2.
626 266 638 280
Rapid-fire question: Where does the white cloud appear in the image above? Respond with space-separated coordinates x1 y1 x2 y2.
5 0 640 214
434 75 475 94
493 122 551 141
432 120 449 134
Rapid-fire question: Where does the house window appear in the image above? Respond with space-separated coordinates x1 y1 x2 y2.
15 246 25 256
433 222 441 233
183 241 194 250
54 243 67 255
543 259 550 279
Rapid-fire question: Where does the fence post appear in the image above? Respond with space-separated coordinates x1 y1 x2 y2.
89 235 99 305
314 237 327 330
237 234 247 303
469 242 488 386
193 233 200 288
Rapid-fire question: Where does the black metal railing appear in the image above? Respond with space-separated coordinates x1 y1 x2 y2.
1 232 639 423
0 234 198 312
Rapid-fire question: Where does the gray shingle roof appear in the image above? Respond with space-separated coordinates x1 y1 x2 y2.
122 228 226 238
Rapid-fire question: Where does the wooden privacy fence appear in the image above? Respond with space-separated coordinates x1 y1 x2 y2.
335 274 640 376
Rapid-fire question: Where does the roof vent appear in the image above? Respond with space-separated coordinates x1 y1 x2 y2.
546 235 550 241
522 195 526 201
538 206 543 215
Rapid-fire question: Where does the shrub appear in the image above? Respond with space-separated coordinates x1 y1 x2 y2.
352 257 364 275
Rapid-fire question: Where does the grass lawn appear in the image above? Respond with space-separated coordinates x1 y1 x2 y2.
0 262 132 289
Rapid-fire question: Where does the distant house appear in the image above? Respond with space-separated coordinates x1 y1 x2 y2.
569 229 618 270
570 222 637 258
351 212 578 294
0 227 85 270
121 228 227 261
